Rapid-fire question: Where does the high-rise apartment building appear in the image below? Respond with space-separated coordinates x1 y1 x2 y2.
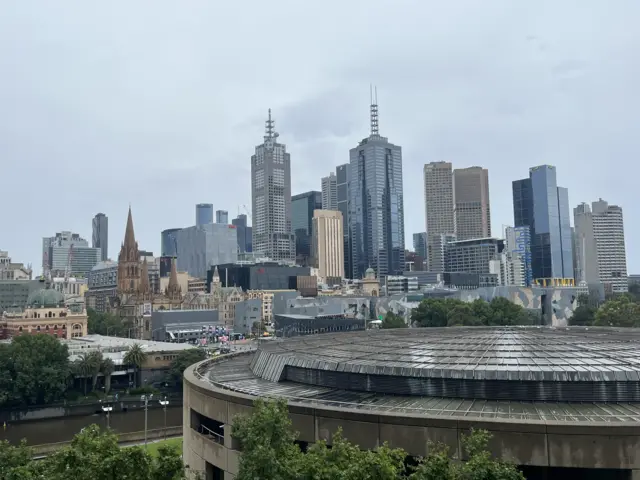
250 109 295 263
92 213 108 261
42 231 101 277
349 92 405 279
292 191 322 266
423 162 455 271
574 199 628 293
505 226 533 286
216 210 229 224
453 167 491 240
336 163 350 277
196 204 213 226
512 165 574 285
312 209 344 281
321 172 338 210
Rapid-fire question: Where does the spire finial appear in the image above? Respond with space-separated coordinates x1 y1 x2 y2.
369 85 379 136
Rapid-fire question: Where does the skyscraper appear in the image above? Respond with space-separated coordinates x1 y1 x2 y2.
216 210 229 224
321 172 338 210
349 89 405 279
512 165 574 285
250 109 295 262
92 213 108 261
453 167 491 240
413 232 427 259
161 228 181 257
42 231 101 277
292 191 322 266
232 214 252 254
196 204 213 226
574 199 628 292
423 162 454 271
312 209 344 281
505 226 533 286
336 163 350 277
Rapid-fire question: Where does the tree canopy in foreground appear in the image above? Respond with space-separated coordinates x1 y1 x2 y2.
0 425 192 480
233 399 525 480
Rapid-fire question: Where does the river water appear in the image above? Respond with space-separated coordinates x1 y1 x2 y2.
0 406 183 446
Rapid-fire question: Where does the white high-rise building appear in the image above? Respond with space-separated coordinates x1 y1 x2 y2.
250 110 295 263
574 199 628 293
321 172 338 210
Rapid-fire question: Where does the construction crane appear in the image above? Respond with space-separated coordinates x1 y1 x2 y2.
241 204 252 221
64 244 74 286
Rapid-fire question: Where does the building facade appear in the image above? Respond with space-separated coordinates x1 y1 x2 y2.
412 232 427 259
349 100 405 279
42 231 101 278
215 210 228 224
336 163 350 278
231 214 252 254
92 213 109 261
85 260 118 313
175 224 238 279
0 250 32 280
574 199 628 293
505 226 533 286
444 237 504 275
512 165 574 286
423 162 455 271
195 204 213 227
161 228 181 257
321 171 338 210
207 262 310 292
453 166 491 240
292 191 322 267
312 209 344 281
250 110 295 262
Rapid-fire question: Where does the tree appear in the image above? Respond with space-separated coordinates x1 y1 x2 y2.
233 399 526 480
447 304 481 327
87 309 132 337
166 349 206 388
569 304 596 326
487 297 526 326
77 353 92 395
233 399 304 480
101 357 115 394
381 312 407 329
0 440 33 480
411 298 458 327
8 335 70 406
123 343 148 388
594 295 640 327
88 351 104 392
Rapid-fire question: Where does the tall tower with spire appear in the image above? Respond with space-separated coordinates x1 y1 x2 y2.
250 109 295 262
117 207 142 294
348 87 405 279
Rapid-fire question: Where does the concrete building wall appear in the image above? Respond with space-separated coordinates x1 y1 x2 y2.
184 359 640 478
176 224 238 279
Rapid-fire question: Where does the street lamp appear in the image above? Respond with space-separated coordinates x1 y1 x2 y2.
101 405 113 429
159 397 169 440
141 394 154 446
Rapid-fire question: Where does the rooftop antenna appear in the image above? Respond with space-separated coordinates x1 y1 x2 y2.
265 108 275 141
369 84 379 136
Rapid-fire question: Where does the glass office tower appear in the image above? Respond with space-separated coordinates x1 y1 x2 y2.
292 191 322 266
512 165 574 285
348 97 405 279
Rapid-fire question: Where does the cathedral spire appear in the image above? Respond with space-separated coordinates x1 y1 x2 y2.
123 206 136 248
165 257 182 301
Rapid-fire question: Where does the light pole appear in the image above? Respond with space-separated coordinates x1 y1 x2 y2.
159 397 169 440
101 405 113 429
141 394 153 446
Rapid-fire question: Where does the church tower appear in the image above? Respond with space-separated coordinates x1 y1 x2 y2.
117 206 141 294
164 257 182 302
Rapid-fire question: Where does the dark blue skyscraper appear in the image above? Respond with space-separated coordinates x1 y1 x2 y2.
336 163 351 277
232 214 252 254
292 191 322 266
196 203 213 226
512 165 574 284
349 90 405 279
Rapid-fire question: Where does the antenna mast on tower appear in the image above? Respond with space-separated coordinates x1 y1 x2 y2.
370 84 379 136
265 108 275 139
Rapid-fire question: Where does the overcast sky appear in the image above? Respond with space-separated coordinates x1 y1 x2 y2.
1 1 639 274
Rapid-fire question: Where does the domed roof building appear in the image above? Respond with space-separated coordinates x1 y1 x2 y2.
26 288 65 308
2 284 87 339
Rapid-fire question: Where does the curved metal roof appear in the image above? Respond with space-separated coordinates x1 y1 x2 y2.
247 327 640 403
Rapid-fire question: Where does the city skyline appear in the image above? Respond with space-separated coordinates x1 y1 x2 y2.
1 2 639 273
